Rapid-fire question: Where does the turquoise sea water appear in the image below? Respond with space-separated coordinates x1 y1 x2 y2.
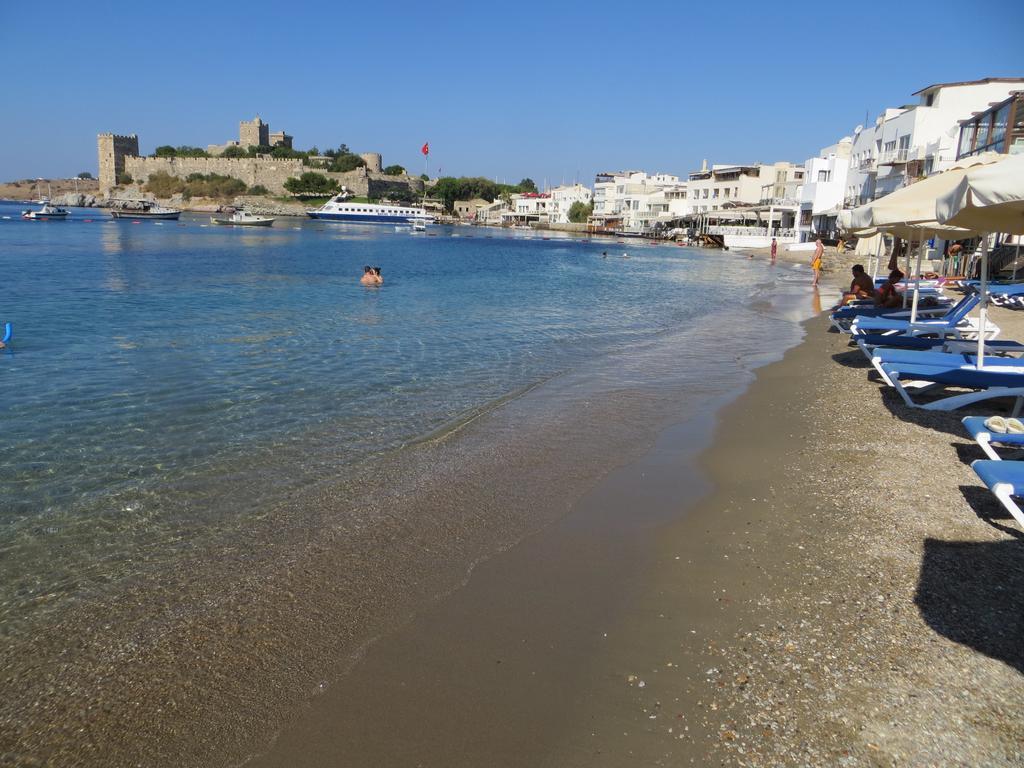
0 202 822 751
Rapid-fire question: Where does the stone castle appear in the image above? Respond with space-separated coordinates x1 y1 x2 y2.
97 117 416 198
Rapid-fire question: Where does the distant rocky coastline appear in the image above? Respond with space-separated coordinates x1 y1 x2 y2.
1 187 313 218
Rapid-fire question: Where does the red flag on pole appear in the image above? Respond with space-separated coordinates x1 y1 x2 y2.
421 142 429 156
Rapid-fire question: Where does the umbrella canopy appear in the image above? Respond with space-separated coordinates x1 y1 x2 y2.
848 152 1002 235
937 154 1024 235
934 153 1024 369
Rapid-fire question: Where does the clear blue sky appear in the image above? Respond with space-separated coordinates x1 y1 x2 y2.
2 0 1022 184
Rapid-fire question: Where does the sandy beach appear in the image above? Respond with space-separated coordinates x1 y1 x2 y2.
4 255 1022 767
249 275 1024 766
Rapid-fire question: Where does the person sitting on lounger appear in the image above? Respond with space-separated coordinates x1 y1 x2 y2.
838 264 876 306
875 268 905 309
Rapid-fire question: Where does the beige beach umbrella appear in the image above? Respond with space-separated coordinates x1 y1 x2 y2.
937 154 1024 368
853 153 1003 232
937 154 1024 236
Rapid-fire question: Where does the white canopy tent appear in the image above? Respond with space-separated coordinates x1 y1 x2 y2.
937 154 1024 368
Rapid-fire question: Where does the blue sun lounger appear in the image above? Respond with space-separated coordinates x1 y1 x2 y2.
851 302 988 341
878 361 1024 412
962 416 1024 461
829 293 955 333
850 293 981 335
867 344 1024 382
971 459 1024 529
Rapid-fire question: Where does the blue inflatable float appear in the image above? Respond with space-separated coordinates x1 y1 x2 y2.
2 322 11 345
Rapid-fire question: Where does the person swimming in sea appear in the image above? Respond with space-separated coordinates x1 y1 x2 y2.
360 266 382 286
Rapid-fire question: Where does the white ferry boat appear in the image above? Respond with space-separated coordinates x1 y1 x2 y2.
306 191 433 225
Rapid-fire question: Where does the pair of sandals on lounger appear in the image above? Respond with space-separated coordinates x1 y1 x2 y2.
984 416 1024 434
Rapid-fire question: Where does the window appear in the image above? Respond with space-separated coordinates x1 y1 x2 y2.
958 123 977 157
990 103 1011 151
817 170 831 182
723 188 730 198
712 189 719 198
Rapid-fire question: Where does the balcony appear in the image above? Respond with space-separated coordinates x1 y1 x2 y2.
857 156 877 171
878 147 921 166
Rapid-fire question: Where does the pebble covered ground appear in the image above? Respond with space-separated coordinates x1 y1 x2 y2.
674 304 1024 766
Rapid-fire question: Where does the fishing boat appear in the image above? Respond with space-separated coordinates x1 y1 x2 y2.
210 210 275 227
109 201 181 220
21 201 69 220
306 188 433 225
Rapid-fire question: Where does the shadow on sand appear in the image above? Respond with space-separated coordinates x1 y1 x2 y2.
915 536 1024 675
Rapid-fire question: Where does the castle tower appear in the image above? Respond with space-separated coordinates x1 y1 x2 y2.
98 133 140 192
239 116 270 149
360 153 383 173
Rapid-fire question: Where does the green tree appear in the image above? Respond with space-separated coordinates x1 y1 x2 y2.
221 145 248 158
248 185 269 196
153 145 177 157
428 176 518 212
420 173 429 181
119 172 134 185
383 165 406 176
567 201 593 224
517 178 538 193
330 154 366 173
284 172 339 195
77 171 93 179
175 146 210 158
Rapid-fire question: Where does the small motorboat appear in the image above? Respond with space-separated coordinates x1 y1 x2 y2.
109 202 181 220
210 210 276 227
22 201 69 220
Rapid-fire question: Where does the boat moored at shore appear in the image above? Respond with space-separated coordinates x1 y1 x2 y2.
109 202 181 220
210 210 276 227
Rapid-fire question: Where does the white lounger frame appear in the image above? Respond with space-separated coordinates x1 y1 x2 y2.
885 375 1024 414
984 479 1024 529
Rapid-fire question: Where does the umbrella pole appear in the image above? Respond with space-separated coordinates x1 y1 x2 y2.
872 235 882 280
1014 239 1021 283
903 239 912 308
910 238 924 323
978 235 989 369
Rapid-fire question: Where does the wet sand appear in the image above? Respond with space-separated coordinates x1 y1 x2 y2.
250 296 1024 766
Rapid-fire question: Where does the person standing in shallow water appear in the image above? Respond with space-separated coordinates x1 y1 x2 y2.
811 239 823 286
770 237 778 264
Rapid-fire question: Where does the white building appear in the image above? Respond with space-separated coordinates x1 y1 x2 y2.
547 184 593 224
798 137 852 240
590 171 686 233
501 192 551 225
845 78 1024 206
666 161 803 219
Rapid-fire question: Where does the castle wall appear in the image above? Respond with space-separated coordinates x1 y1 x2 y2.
123 155 425 198
125 156 307 195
